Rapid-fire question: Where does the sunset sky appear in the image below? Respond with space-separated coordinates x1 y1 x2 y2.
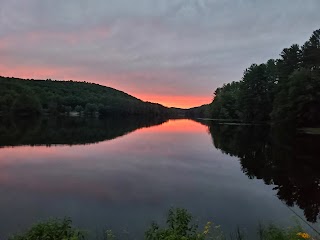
1 0 319 108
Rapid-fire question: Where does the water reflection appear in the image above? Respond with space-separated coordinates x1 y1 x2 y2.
207 123 320 223
0 118 291 239
0 118 319 239
0 116 168 147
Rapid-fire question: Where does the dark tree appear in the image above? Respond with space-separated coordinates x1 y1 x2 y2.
11 94 42 116
75 105 84 114
207 28 320 127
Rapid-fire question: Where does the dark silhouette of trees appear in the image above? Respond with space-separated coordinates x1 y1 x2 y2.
210 81 241 120
271 44 302 123
75 105 83 114
185 104 210 118
11 94 42 116
84 103 98 116
0 77 173 117
209 29 320 127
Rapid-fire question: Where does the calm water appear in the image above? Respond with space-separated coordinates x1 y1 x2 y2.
0 117 319 239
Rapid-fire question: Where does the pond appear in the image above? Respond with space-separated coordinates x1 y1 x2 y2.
0 117 319 239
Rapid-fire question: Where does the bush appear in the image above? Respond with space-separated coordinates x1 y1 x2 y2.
9 218 85 240
6 209 317 240
145 208 224 240
258 224 315 240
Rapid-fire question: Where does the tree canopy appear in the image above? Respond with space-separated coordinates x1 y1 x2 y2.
209 29 320 127
0 77 174 117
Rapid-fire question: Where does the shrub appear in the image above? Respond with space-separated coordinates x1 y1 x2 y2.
9 218 85 240
145 208 225 240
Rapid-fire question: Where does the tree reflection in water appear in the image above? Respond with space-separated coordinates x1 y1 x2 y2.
0 116 168 147
206 122 320 223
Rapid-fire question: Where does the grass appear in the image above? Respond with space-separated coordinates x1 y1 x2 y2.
8 209 319 240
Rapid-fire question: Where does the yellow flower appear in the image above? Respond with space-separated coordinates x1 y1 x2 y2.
297 232 311 239
203 222 212 235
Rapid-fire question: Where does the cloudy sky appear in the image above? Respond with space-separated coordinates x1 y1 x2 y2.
0 0 319 108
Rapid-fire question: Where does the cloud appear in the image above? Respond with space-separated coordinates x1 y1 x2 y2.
1 0 320 107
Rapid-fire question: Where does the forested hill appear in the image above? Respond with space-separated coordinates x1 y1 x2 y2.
199 28 320 127
0 77 172 117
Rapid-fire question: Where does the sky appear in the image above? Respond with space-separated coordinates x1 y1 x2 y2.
0 0 319 108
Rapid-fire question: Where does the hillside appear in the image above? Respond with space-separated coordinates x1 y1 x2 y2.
0 76 172 117
185 104 210 118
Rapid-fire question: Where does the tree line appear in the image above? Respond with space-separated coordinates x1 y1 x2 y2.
208 29 320 127
0 77 174 117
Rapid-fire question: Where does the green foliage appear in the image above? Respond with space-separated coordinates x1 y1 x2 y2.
210 61 276 123
145 208 226 240
9 218 85 240
84 103 98 115
145 208 197 240
271 44 303 123
239 62 275 122
145 208 201 240
64 105 72 114
6 209 317 240
11 93 42 116
210 81 241 120
75 105 84 113
285 69 320 125
258 224 307 240
0 77 171 117
209 28 320 127
301 29 320 70
105 229 116 240
186 104 211 118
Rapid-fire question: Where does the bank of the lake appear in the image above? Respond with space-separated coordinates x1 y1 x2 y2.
8 208 320 240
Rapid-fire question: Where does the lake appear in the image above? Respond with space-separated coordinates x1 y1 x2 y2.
0 116 319 239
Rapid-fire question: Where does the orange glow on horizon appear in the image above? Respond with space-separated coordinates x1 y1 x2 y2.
136 94 211 109
138 119 208 133
0 65 77 80
0 119 207 165
0 66 210 108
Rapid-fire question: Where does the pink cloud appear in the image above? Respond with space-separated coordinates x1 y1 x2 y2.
0 64 77 80
0 27 212 108
0 26 111 47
